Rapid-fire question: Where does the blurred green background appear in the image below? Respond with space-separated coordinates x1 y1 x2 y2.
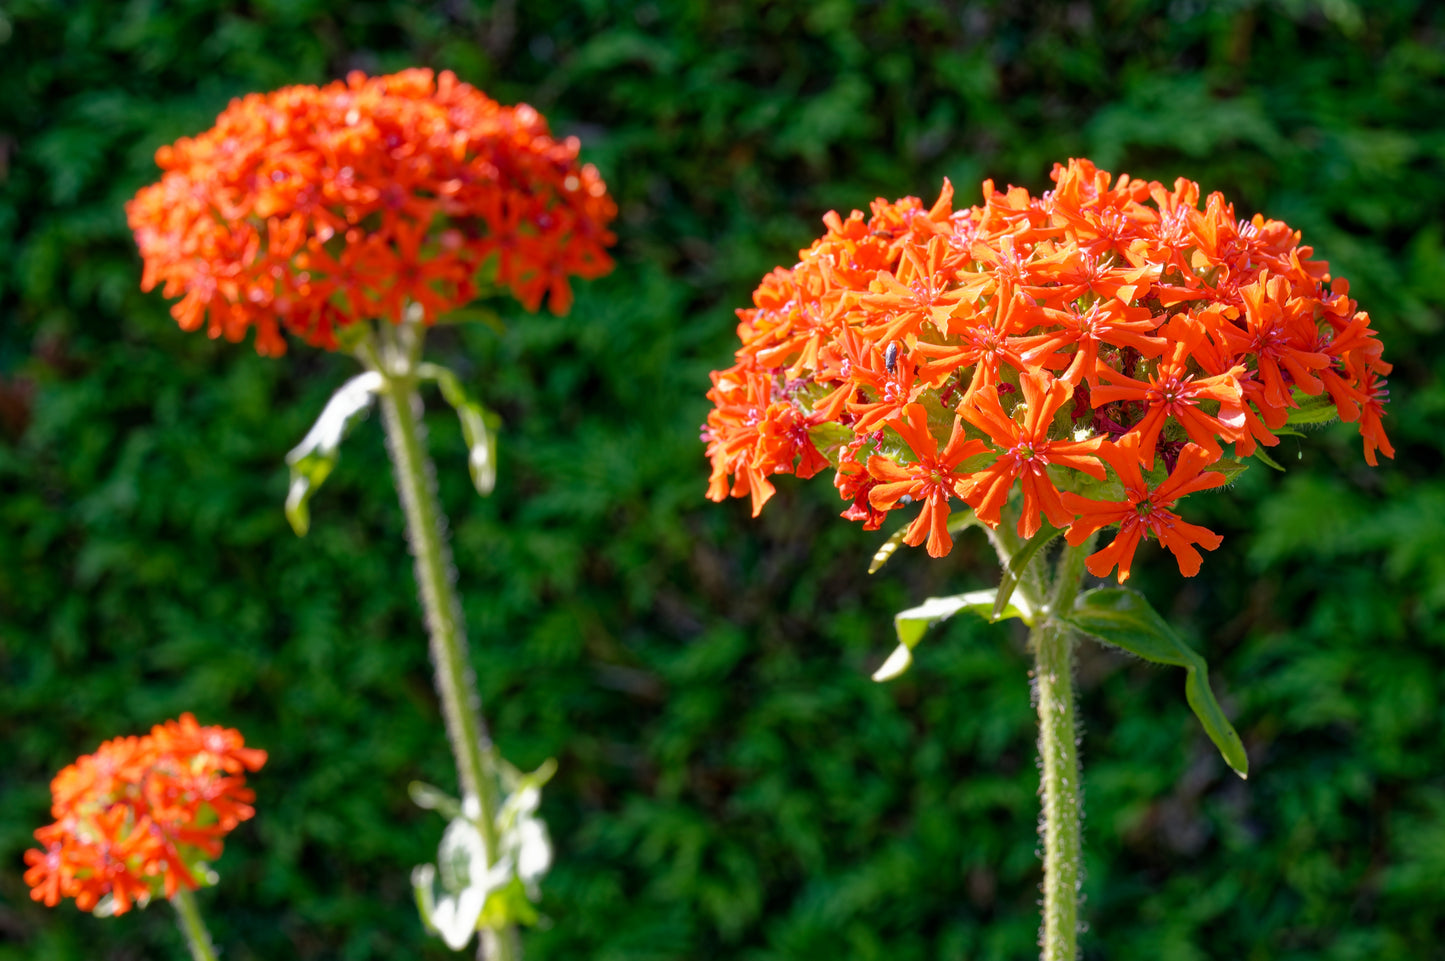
2 1 1442 958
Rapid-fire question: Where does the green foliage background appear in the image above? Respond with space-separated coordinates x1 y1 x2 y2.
2 1 1442 958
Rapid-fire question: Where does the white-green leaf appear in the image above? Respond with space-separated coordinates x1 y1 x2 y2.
868 526 911 576
442 891 484 949
437 810 495 895
413 858 491 952
414 803 515 952
284 372 383 536
418 363 500 497
414 759 558 947
91 893 122 918
1057 587 1249 779
512 816 552 889
873 588 1033 682
495 758 557 896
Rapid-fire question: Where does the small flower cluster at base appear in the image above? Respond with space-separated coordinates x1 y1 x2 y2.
23 714 266 915
127 69 617 355
704 159 1392 582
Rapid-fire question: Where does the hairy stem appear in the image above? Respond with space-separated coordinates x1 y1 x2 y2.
171 887 219 961
1029 538 1093 961
363 322 518 961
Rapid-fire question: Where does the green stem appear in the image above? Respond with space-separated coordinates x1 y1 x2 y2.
1028 538 1093 961
170 887 219 961
362 321 518 961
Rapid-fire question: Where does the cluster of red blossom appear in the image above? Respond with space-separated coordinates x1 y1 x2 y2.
23 715 266 915
703 159 1393 582
127 69 616 356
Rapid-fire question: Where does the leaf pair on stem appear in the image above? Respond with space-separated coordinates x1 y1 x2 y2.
871 511 1248 778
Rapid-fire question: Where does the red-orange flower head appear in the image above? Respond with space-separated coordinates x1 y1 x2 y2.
703 159 1393 582
127 69 617 356
23 714 267 915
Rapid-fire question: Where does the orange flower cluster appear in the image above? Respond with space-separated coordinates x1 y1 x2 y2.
127 69 616 355
704 159 1393 582
23 714 266 915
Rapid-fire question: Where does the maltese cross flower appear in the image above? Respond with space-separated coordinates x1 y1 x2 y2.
128 69 616 355
704 158 1393 581
24 715 266 916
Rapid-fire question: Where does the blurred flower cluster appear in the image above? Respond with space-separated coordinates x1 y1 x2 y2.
704 159 1392 581
127 69 616 355
23 714 266 915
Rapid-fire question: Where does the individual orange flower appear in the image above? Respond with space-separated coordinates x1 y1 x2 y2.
1060 435 1228 582
128 69 616 355
847 342 929 433
865 403 988 557
1089 320 1248 467
1356 369 1396 467
703 364 784 517
149 712 269 777
705 159 1393 580
24 715 265 915
835 440 889 531
911 281 1033 403
958 369 1106 538
1012 296 1165 386
1215 272 1331 411
854 234 971 345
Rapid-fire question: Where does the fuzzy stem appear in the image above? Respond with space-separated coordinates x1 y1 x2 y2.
170 888 219 961
362 322 518 961
1029 538 1093 961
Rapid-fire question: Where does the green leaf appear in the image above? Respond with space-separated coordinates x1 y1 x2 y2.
873 588 1033 682
284 372 383 537
418 363 501 497
1252 445 1286 471
868 509 979 574
1050 462 1123 504
500 757 558 812
1058 588 1249 778
409 781 464 821
333 320 375 352
412 864 440 936
1285 394 1340 426
479 876 541 929
435 305 507 334
992 524 1061 620
1207 457 1250 485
